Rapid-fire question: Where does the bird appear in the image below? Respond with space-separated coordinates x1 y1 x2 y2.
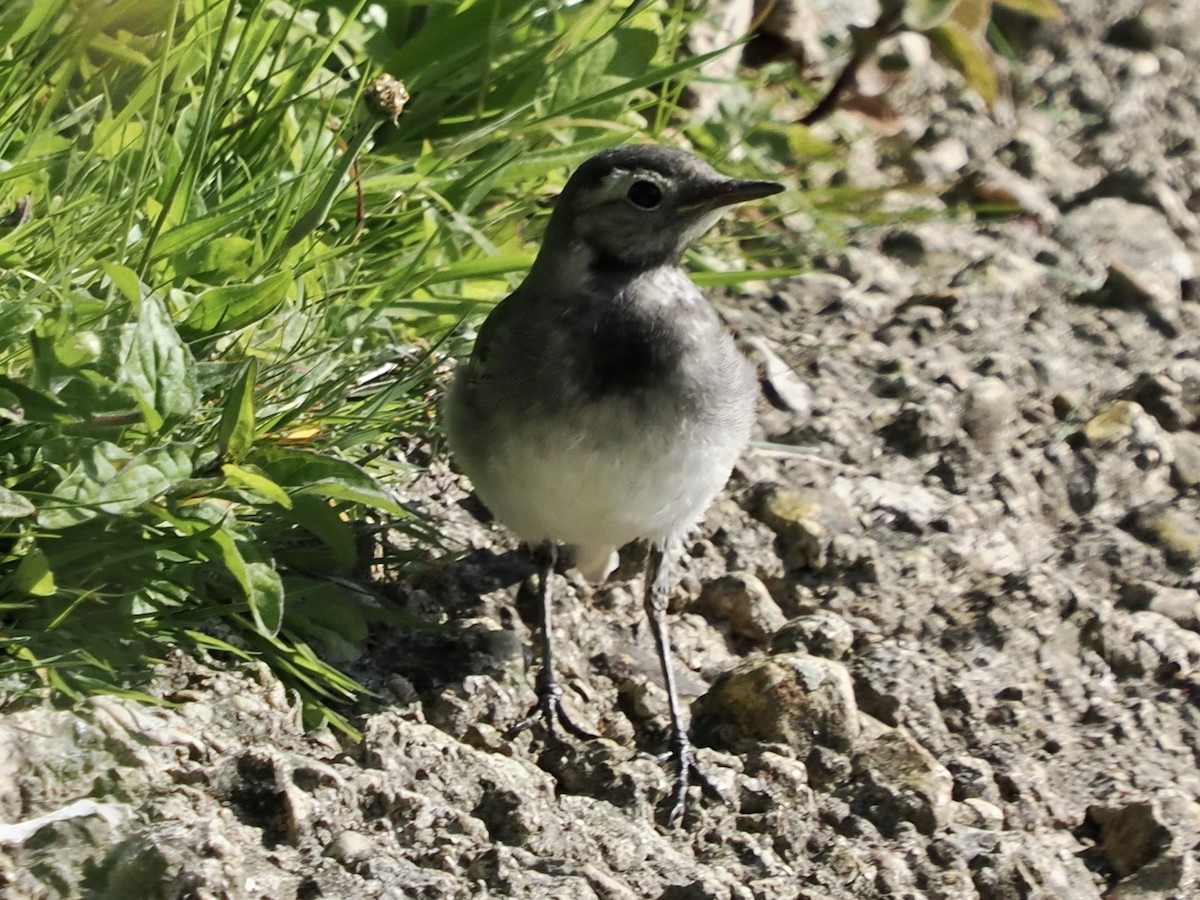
444 144 782 825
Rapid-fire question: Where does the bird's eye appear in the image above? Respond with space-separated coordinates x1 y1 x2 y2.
626 179 663 210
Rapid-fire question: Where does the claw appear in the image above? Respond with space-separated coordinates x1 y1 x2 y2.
505 670 598 742
661 730 725 827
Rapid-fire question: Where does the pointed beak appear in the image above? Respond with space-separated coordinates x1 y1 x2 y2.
680 178 784 213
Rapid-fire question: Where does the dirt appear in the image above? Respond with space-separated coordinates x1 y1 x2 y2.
4 0 1200 897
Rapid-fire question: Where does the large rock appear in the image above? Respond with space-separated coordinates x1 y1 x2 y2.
692 653 860 756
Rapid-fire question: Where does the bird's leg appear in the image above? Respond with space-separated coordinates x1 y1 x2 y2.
643 543 722 826
506 541 598 742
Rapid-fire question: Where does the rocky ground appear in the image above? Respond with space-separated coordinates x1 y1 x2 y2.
4 0 1200 897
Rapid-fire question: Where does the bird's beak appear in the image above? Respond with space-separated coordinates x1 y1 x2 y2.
680 179 784 213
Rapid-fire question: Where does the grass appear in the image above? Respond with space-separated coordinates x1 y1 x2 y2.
0 0 812 735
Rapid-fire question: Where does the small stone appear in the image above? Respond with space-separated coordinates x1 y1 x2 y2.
324 830 374 867
1084 400 1144 446
1123 372 1190 432
1134 506 1200 565
752 484 860 571
1169 431 1200 488
958 797 1005 830
1120 581 1200 631
850 728 954 836
960 376 1016 451
698 572 787 642
692 653 860 756
1052 390 1084 421
771 612 855 659
1060 197 1195 337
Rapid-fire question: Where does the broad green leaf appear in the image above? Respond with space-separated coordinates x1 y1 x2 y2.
250 446 404 515
173 235 256 282
120 293 199 430
94 443 195 515
180 272 291 338
928 20 999 105
218 358 258 461
0 298 43 338
549 28 658 120
0 486 36 518
389 0 532 87
13 548 55 596
93 115 146 159
211 528 284 637
903 0 960 31
101 262 145 304
993 0 1062 18
287 494 356 569
40 441 125 529
285 577 368 661
222 463 292 509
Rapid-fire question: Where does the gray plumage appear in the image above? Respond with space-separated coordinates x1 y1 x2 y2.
443 144 782 825
446 145 774 579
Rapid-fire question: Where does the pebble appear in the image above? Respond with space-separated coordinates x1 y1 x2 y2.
698 572 787 642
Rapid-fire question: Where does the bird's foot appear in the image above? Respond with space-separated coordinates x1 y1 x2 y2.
505 672 598 742
659 731 726 828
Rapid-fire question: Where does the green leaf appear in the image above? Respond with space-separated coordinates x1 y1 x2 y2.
210 527 285 637
39 443 194 529
101 263 144 304
287 494 356 568
903 0 961 32
250 446 404 515
120 293 199 431
13 548 55 596
285 577 368 661
549 28 659 120
218 358 258 461
993 0 1062 19
151 208 249 259
0 0 59 48
40 441 125 529
222 462 292 509
180 272 292 339
0 486 36 518
0 375 70 421
94 443 195 515
88 31 153 67
183 629 254 661
928 20 999 105
173 235 256 282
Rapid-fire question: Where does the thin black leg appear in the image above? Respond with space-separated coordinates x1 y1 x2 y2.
643 543 721 826
506 541 597 741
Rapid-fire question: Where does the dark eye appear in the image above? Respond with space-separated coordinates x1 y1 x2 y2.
626 179 663 209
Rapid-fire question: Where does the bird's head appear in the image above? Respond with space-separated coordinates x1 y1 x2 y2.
535 145 782 273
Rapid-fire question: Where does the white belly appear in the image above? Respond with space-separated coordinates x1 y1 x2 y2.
462 397 747 573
